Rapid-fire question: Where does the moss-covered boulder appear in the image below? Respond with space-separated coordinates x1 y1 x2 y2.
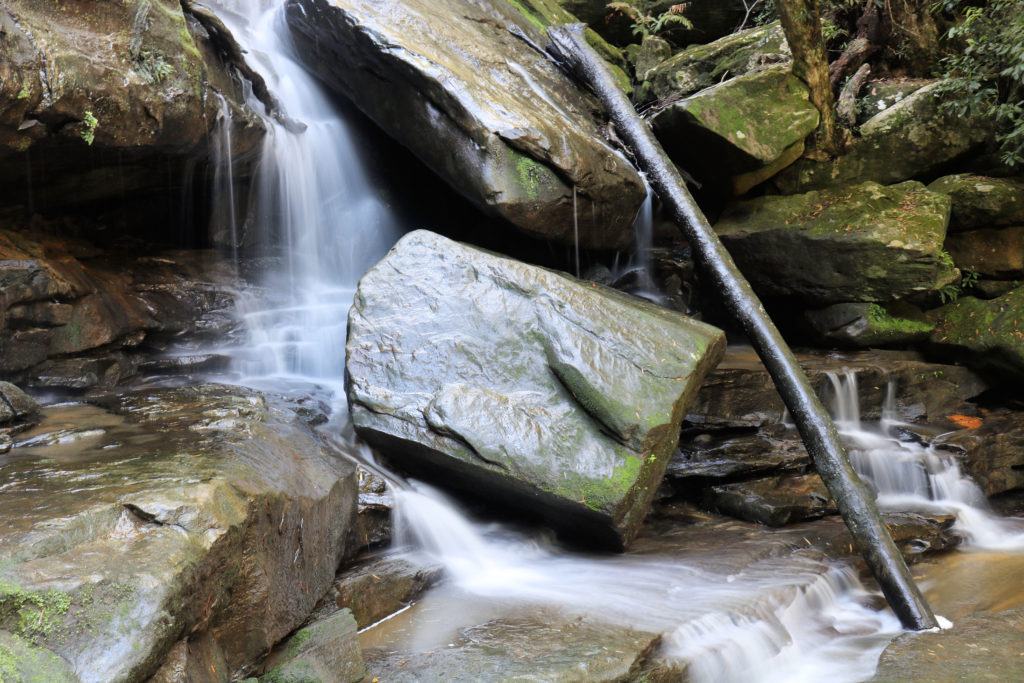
714 181 956 304
803 302 934 348
928 174 1024 232
259 609 366 683
0 0 262 218
651 66 817 181
775 82 992 193
945 226 1024 279
0 385 358 681
643 21 790 104
286 0 646 249
346 230 725 549
929 289 1024 380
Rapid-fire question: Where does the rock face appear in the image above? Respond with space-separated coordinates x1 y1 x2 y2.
651 67 818 175
0 228 240 389
929 289 1024 380
775 82 992 193
931 409 1024 497
0 385 358 681
803 302 934 348
286 0 646 249
928 174 1024 231
944 226 1024 279
714 181 956 304
0 0 262 216
259 609 366 683
346 230 725 549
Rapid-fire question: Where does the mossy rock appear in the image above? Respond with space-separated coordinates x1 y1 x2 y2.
714 181 956 304
928 289 1024 380
346 230 725 549
928 174 1024 232
259 609 366 683
804 302 934 348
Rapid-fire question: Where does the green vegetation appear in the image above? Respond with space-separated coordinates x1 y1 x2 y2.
80 110 98 146
605 2 693 42
934 0 1024 166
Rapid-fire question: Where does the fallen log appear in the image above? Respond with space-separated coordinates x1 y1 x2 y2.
546 23 937 631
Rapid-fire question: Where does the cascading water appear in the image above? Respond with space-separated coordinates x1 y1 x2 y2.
827 371 1024 550
204 4 1020 681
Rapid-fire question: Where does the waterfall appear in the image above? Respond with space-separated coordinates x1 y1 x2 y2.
828 371 1024 550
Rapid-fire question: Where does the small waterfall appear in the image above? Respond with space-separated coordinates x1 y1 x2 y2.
828 371 1024 550
210 93 239 262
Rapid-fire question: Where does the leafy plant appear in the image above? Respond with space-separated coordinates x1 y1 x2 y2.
933 0 1024 167
80 110 98 146
606 2 693 41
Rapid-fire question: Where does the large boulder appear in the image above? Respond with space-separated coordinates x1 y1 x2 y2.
944 226 1024 279
775 82 992 193
0 0 263 217
286 0 646 249
0 384 358 681
346 230 725 549
928 174 1024 232
713 181 956 304
928 289 1024 380
651 66 818 185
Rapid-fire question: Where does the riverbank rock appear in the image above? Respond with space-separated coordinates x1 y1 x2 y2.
643 22 790 104
928 174 1024 232
0 385 358 681
944 226 1024 279
286 0 646 249
0 0 263 220
651 67 818 180
931 408 1024 497
346 230 725 549
803 302 934 348
0 228 240 389
714 181 956 304
775 82 991 193
928 289 1024 380
258 609 366 683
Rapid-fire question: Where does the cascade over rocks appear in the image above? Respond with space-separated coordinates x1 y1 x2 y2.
775 81 991 194
713 181 956 304
285 0 647 249
0 0 263 217
346 230 725 549
0 385 359 682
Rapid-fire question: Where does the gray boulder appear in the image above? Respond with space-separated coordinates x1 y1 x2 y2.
928 174 1024 231
286 0 646 249
714 181 956 304
776 81 992 193
346 230 725 549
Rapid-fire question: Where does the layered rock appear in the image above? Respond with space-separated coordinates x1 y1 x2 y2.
929 289 1024 380
286 0 646 249
713 181 956 304
346 230 725 549
0 384 358 681
0 0 263 217
775 82 991 193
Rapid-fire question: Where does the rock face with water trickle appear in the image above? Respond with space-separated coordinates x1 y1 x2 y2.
0 0 264 218
0 384 359 681
285 0 647 250
713 181 956 304
346 230 725 549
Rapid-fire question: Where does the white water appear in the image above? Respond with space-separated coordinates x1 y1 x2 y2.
206 4 1022 681
828 371 1024 551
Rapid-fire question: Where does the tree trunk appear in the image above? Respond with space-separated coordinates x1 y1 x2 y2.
775 0 843 157
546 23 938 632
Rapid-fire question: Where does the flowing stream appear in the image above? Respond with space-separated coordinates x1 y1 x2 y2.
208 3 1022 680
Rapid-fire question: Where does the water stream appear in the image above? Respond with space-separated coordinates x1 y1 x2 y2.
207 3 1022 680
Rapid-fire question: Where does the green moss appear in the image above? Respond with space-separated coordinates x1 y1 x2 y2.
511 150 543 200
80 110 98 146
866 304 933 335
552 454 642 512
0 579 73 640
16 84 30 101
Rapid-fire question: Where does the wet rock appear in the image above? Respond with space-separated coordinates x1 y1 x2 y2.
686 347 987 429
346 230 725 550
803 301 934 348
259 609 366 683
969 279 1020 300
286 0 646 249
928 289 1024 381
944 226 1024 279
354 468 393 550
669 427 810 480
644 22 790 103
702 472 836 526
632 36 673 83
871 606 1024 682
651 67 818 176
0 0 263 216
317 553 443 629
714 181 955 304
927 174 1024 232
0 384 358 681
776 82 992 193
931 409 1024 497
0 382 37 424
